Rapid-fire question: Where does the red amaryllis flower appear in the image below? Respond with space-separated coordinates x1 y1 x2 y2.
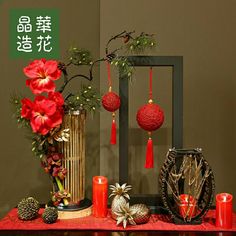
48 92 64 107
23 59 61 94
30 96 63 135
21 98 34 119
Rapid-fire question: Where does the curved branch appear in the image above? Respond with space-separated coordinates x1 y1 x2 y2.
69 74 92 81
105 30 135 55
64 93 73 101
105 30 126 54
66 61 72 66
89 58 106 80
59 73 92 93
57 71 69 93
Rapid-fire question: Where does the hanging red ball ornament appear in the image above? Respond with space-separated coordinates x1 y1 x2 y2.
136 67 165 169
136 102 164 132
102 91 120 112
102 60 121 145
136 100 164 169
102 90 120 145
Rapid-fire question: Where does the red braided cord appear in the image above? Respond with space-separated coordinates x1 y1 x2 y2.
149 67 153 100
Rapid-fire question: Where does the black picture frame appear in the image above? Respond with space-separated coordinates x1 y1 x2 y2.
119 56 183 209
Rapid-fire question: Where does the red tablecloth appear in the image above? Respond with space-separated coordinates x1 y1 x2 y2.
0 209 236 231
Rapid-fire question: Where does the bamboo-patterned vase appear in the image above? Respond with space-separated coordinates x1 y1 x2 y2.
59 110 86 205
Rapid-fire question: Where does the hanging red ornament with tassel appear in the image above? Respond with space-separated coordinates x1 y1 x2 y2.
136 67 164 168
102 61 121 145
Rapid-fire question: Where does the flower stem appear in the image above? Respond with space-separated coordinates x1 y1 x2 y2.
55 176 69 206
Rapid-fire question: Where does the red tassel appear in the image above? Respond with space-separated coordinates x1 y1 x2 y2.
110 113 116 145
145 136 154 168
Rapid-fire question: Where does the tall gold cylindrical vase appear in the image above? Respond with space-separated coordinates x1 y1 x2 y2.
60 110 86 205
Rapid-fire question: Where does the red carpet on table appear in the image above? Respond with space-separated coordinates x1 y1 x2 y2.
0 209 236 231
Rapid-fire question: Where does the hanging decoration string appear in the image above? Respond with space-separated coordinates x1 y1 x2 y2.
145 67 154 168
136 67 165 169
149 67 153 101
102 60 121 145
106 61 112 91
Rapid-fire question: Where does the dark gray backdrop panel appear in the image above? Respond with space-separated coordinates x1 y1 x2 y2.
119 56 183 208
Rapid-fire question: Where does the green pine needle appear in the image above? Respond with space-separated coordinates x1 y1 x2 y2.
110 57 133 79
69 47 93 66
10 94 30 129
64 84 101 114
126 33 156 53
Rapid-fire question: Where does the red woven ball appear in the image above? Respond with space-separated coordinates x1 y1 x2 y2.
136 103 164 131
102 92 121 112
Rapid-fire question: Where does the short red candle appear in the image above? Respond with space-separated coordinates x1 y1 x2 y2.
178 194 197 218
216 193 233 228
92 176 108 217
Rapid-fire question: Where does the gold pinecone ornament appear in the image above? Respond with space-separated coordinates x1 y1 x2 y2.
17 197 40 220
115 202 151 228
42 207 58 224
109 183 132 220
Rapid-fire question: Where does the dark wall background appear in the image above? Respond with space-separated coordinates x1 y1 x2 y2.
99 0 236 206
0 0 236 218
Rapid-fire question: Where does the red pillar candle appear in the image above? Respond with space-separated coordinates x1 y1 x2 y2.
216 193 233 228
92 176 108 217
